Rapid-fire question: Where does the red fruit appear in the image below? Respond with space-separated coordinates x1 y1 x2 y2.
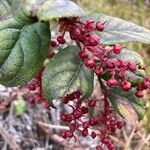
51 40 58 47
121 80 132 91
113 44 122 54
27 84 36 91
82 121 90 129
96 145 102 150
84 59 96 68
95 67 104 75
116 121 123 129
102 137 110 144
91 131 97 139
117 60 127 68
60 113 67 121
111 126 116 132
84 34 100 46
88 99 96 107
73 110 82 119
78 51 88 59
70 28 81 40
61 132 67 139
81 106 88 114
128 62 137 72
135 91 143 98
66 130 73 138
82 129 88 137
96 22 104 32
89 118 98 126
107 78 118 87
57 36 66 44
85 20 95 31
66 115 74 123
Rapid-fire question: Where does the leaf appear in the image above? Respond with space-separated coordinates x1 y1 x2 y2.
12 0 84 23
101 48 146 85
0 17 50 87
108 88 146 126
81 14 150 44
42 46 94 103
0 0 11 17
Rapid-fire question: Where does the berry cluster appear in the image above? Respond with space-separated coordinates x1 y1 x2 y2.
135 77 150 98
26 67 50 109
50 18 142 96
60 90 123 150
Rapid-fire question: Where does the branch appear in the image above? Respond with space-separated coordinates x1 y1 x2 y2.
0 123 21 150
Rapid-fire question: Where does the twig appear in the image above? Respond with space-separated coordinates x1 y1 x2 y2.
0 123 21 150
36 121 125 146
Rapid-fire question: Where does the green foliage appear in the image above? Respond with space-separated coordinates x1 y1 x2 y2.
42 46 94 103
0 17 50 86
12 0 84 23
81 14 150 44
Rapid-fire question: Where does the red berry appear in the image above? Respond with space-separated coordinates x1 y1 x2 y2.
116 121 123 129
70 28 81 40
121 80 132 91
66 130 73 138
78 51 88 59
135 91 143 98
73 110 82 119
96 145 102 150
27 84 36 91
81 106 88 114
84 59 96 68
96 22 104 32
95 67 104 75
91 131 97 139
107 78 118 87
88 99 96 107
57 36 66 44
60 113 67 121
82 129 88 137
85 20 95 31
102 137 110 145
113 44 122 54
84 34 100 46
82 121 90 129
128 62 137 72
51 40 58 47
61 132 67 139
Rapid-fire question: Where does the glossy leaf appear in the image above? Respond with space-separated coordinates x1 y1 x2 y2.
0 17 50 86
12 0 84 23
42 46 94 103
81 14 150 44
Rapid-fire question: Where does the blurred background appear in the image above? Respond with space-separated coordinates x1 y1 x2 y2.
0 0 150 150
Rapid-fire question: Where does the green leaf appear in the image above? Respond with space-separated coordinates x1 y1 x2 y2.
81 14 150 44
12 0 84 23
101 48 146 85
42 46 94 103
108 88 146 126
0 17 50 87
0 0 11 17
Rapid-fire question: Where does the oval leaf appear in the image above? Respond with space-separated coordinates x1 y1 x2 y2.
42 46 94 103
0 0 11 17
0 17 50 86
81 14 150 44
12 0 84 23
